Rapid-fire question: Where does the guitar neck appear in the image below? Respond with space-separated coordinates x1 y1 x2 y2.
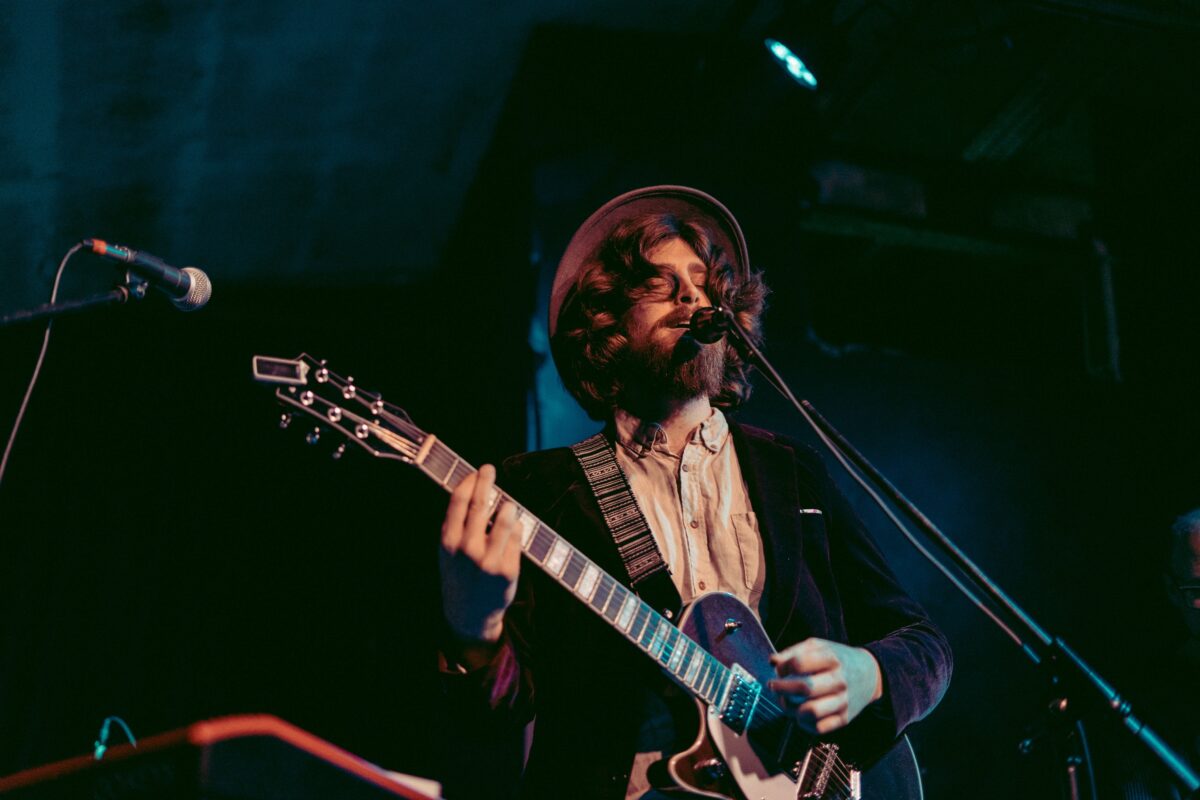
415 435 731 707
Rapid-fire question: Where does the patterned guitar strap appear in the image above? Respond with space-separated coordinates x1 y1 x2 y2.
571 432 681 620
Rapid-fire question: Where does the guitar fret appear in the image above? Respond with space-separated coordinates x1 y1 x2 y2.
683 646 702 685
604 586 628 621
545 539 571 576
562 552 585 589
527 526 554 562
638 613 659 648
647 620 670 659
629 604 651 641
591 578 614 613
423 443 458 485
667 633 687 672
700 658 719 695
704 661 728 702
440 456 463 487
516 511 537 547
577 564 600 599
616 595 637 630
449 461 474 488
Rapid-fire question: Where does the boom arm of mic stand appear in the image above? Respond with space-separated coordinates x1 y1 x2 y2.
718 309 1199 794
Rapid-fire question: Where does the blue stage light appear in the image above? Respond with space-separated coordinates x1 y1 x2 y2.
765 38 818 90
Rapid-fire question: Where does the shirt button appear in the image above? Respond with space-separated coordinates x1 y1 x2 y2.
689 520 699 529
681 464 689 472
698 580 707 590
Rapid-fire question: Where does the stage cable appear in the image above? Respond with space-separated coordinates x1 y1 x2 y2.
0 243 83 488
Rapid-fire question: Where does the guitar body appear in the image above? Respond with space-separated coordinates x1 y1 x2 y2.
667 592 924 800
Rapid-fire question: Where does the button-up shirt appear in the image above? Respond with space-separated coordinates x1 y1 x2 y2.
612 406 766 615
612 407 766 798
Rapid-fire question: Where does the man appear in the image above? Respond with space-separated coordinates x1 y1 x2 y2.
438 186 952 799
1167 509 1200 648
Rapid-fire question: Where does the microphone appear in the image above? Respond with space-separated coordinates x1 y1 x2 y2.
84 239 212 311
676 306 733 344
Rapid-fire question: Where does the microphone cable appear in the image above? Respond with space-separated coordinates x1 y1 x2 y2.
0 243 83 488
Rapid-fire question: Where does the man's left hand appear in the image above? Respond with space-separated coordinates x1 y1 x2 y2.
768 639 884 735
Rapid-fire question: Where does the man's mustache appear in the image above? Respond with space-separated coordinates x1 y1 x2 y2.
657 308 704 331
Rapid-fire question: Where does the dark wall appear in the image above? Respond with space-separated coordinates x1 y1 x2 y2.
0 279 532 791
2 12 1199 800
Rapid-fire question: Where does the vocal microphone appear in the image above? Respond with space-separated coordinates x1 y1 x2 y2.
84 239 212 311
673 306 733 344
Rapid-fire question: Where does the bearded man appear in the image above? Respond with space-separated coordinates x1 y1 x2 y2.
437 186 952 799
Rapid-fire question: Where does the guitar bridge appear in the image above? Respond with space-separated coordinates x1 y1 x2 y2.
797 744 861 800
717 664 761 735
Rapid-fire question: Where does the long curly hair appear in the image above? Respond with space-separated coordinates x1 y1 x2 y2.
551 212 769 420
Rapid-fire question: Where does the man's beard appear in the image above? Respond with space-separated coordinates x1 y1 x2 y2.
616 325 728 408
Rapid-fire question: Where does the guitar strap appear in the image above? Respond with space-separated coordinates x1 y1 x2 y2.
570 433 681 618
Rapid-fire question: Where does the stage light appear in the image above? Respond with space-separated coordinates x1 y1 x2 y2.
765 38 818 90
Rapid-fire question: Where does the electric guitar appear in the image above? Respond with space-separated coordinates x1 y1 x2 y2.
252 353 923 800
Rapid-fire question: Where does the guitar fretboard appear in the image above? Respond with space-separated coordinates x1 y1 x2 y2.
419 437 732 707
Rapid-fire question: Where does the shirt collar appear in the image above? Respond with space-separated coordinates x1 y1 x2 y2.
612 407 729 458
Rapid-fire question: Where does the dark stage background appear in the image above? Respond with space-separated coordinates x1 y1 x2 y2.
2 2 1199 799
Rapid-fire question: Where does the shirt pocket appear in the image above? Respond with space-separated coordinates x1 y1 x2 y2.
731 511 765 592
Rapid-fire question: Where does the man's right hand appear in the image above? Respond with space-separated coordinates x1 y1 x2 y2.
439 464 522 646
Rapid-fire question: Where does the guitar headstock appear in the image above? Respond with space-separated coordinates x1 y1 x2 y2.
251 354 427 463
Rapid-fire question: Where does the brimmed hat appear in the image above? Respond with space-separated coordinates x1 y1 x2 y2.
548 185 750 337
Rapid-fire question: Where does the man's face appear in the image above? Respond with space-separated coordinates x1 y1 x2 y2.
617 237 726 403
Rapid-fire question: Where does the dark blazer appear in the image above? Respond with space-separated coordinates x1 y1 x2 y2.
461 421 952 799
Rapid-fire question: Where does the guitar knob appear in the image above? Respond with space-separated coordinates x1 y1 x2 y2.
332 443 346 460
724 619 742 633
279 413 293 429
305 427 321 445
694 758 727 782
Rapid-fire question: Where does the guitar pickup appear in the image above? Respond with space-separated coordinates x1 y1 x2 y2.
252 356 309 386
718 664 761 735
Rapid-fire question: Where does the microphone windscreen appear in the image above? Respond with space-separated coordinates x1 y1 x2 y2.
689 307 729 344
173 267 212 311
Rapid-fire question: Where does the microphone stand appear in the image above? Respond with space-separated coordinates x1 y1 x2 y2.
692 307 1200 798
1 275 149 328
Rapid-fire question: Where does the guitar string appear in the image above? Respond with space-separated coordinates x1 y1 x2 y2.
413 433 859 793
344 404 858 794
745 699 854 790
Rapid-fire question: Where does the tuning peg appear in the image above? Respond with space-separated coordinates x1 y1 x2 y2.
342 377 356 400
327 407 343 422
305 427 321 445
332 443 347 460
370 399 384 416
279 413 293 429
315 366 330 383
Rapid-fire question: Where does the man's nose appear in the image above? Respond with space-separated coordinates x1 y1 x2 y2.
678 278 704 305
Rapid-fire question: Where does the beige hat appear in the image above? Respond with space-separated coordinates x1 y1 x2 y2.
548 185 750 337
